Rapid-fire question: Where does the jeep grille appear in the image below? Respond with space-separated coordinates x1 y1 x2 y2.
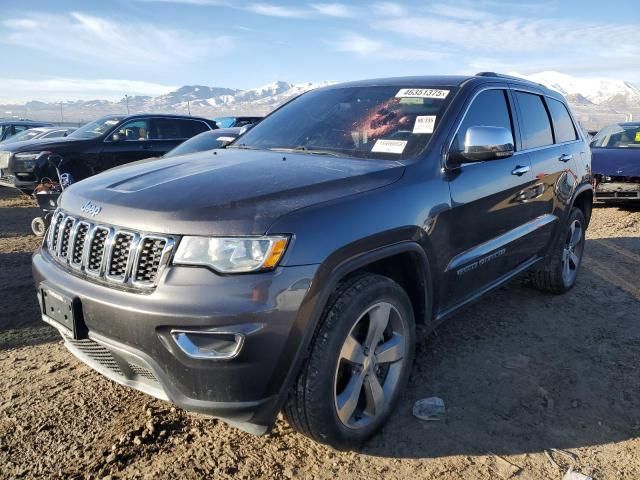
46 209 175 289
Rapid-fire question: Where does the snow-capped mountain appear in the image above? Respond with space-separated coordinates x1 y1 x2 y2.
510 71 640 106
0 80 335 123
0 74 636 130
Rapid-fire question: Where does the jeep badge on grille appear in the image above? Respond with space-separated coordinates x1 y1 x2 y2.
81 200 102 217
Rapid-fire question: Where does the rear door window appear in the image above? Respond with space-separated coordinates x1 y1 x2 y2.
515 91 553 149
152 118 209 139
179 119 210 137
546 98 577 143
454 89 514 152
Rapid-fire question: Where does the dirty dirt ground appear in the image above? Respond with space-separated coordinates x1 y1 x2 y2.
0 186 638 479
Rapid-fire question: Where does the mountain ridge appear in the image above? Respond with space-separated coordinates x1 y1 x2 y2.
1 73 637 130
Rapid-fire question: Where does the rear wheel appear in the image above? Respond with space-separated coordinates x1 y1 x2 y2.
284 274 415 449
531 207 586 294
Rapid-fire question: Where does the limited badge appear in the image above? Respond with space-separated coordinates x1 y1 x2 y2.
371 139 407 154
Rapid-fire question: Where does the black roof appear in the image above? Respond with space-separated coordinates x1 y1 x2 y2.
98 113 214 122
322 73 564 100
0 120 53 126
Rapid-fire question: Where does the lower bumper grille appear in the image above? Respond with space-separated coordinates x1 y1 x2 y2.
66 337 159 383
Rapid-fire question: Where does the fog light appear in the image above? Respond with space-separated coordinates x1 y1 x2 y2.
171 330 244 360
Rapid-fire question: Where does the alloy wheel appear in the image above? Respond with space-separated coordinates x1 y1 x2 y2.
562 218 584 285
333 302 408 429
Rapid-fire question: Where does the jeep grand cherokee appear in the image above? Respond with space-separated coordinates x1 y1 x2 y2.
33 73 593 449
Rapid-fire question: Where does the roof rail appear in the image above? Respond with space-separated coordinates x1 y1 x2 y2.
474 71 546 88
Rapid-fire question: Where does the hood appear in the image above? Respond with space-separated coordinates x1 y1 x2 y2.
592 147 640 177
0 135 89 153
59 149 405 235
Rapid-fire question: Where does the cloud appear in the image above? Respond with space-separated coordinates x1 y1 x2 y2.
428 4 496 21
372 2 407 17
310 3 355 18
135 0 229 4
245 3 309 17
376 11 640 56
1 12 235 68
332 32 447 61
0 78 177 103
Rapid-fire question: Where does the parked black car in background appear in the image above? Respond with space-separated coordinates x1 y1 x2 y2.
0 114 217 192
33 73 592 449
213 116 262 128
0 126 76 145
591 122 640 202
0 120 53 141
163 127 242 158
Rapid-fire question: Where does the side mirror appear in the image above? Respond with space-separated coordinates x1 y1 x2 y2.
216 136 237 147
111 133 122 142
238 124 253 135
450 126 514 165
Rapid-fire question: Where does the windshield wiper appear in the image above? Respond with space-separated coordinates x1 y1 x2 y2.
268 146 344 157
226 143 264 150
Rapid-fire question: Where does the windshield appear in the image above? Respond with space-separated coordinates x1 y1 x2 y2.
591 123 640 148
164 131 236 158
69 116 123 139
1 128 43 144
232 85 455 160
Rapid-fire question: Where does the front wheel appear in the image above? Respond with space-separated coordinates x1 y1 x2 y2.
31 216 47 237
284 274 415 449
531 207 586 294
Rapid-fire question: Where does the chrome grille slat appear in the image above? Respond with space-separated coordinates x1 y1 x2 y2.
46 208 174 290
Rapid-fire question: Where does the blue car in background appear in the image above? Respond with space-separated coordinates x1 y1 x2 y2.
591 122 640 202
213 116 263 128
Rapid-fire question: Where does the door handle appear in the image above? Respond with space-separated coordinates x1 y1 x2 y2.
141 144 152 150
559 153 573 162
511 165 530 176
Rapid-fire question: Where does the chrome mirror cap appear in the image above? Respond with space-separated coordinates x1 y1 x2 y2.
462 126 514 162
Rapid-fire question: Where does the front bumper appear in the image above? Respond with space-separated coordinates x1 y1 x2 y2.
595 181 640 201
33 247 318 432
0 171 36 192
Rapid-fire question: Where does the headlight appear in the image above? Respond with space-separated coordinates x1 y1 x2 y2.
14 151 50 161
173 236 289 273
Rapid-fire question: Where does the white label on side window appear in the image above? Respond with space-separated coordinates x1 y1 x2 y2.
396 88 449 99
371 139 407 154
413 116 436 134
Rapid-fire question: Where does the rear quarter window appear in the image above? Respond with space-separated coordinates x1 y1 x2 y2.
546 98 577 143
515 91 554 149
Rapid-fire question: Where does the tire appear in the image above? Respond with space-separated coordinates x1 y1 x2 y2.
31 216 47 237
531 207 586 294
284 273 416 450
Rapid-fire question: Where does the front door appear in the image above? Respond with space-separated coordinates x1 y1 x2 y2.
99 118 155 171
441 87 534 311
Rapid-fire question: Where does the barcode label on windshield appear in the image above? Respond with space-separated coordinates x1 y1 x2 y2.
396 89 449 99
371 139 407 154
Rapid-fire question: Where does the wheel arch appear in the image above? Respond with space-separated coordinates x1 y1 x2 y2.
261 240 435 429
571 185 593 228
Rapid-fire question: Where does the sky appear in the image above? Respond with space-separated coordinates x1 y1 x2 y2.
1 0 639 103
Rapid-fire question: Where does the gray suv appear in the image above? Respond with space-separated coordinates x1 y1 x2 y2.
33 73 593 449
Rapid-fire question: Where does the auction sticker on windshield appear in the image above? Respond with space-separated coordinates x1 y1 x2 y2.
413 116 436 134
396 89 449 99
371 139 407 154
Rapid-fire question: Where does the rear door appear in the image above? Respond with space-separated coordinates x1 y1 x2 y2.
510 90 581 254
442 86 535 310
150 118 211 156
